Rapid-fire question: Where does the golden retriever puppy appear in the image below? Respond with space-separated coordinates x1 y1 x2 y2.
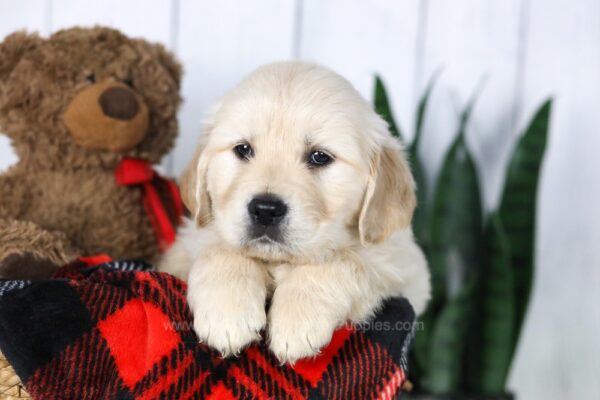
159 62 430 363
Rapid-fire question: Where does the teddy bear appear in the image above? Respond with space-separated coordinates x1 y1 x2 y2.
0 27 183 279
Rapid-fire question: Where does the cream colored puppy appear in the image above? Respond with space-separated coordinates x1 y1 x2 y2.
160 62 430 363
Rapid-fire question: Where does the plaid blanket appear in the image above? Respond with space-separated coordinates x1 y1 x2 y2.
0 260 415 399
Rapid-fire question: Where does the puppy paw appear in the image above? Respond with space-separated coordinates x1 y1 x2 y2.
268 298 339 364
188 286 266 357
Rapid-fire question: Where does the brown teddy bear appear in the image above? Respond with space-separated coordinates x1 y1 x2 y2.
0 27 183 279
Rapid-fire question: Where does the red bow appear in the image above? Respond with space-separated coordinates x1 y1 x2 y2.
115 158 183 252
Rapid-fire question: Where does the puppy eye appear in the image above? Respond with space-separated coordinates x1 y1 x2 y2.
234 143 254 160
308 150 333 167
85 73 96 83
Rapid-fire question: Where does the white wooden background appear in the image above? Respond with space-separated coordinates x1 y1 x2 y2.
1 1 599 398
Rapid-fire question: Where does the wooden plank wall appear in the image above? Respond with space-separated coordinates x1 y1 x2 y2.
0 1 598 398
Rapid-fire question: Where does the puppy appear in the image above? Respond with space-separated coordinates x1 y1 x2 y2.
159 62 430 363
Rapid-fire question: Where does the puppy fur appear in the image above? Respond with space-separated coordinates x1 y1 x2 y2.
159 62 430 363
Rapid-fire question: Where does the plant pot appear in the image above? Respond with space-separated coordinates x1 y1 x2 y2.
402 393 514 400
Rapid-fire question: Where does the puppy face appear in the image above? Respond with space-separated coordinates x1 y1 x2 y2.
181 63 415 262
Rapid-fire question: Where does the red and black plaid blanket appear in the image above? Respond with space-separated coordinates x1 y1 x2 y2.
0 259 415 399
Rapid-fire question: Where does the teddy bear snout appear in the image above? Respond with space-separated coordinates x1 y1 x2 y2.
99 86 140 121
63 80 150 152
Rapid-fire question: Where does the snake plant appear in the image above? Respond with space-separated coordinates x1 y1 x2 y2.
374 75 552 397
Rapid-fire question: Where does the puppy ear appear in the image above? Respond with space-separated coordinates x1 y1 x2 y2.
180 103 223 226
358 141 416 244
179 143 211 227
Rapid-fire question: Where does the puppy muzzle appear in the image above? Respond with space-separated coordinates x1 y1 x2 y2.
247 194 288 242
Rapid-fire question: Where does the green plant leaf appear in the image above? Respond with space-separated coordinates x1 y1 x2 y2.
410 69 441 157
410 303 437 390
499 99 552 356
422 98 483 394
407 73 439 384
466 214 515 394
410 150 428 248
428 101 482 305
423 278 476 395
409 71 440 248
373 75 403 141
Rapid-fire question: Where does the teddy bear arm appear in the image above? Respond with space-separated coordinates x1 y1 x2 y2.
0 218 81 279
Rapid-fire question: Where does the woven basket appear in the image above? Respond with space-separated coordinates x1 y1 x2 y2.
0 351 29 399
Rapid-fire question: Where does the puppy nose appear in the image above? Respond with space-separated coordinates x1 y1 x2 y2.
99 86 140 120
248 195 288 226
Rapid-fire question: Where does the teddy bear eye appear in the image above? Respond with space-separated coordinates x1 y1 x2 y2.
123 78 134 88
85 73 96 84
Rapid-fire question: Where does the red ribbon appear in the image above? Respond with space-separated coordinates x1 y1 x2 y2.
115 158 183 252
79 254 113 266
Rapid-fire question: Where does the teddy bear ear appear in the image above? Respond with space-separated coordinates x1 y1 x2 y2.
150 43 183 88
0 31 41 82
